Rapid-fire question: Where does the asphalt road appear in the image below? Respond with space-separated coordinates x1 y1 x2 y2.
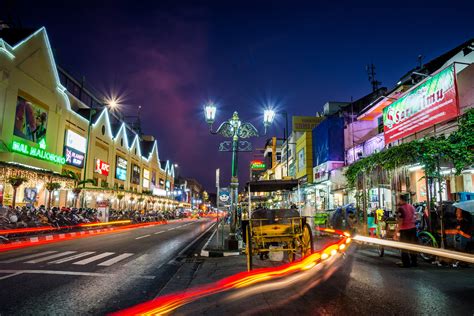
172 244 474 316
0 218 214 315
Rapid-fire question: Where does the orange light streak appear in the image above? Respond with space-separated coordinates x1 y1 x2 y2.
112 230 351 315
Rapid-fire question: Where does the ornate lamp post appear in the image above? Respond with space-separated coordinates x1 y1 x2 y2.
204 102 274 249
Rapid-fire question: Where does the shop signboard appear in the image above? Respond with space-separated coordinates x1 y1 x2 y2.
96 200 109 222
292 116 324 132
383 65 459 144
219 187 230 203
115 156 127 181
95 159 110 176
64 146 85 168
12 140 65 165
250 160 266 170
65 130 86 153
14 95 48 144
143 169 150 188
131 164 141 184
152 188 166 196
23 188 37 204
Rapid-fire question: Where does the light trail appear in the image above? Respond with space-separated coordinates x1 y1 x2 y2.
353 235 474 264
112 227 351 316
0 221 169 253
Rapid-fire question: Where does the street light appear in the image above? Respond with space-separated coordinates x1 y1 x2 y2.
203 102 273 249
264 107 290 177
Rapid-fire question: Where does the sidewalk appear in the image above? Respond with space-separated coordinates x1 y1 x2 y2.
200 220 240 257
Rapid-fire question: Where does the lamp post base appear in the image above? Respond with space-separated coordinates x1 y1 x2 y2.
225 234 239 251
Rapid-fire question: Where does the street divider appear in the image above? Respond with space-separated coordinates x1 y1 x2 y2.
353 235 474 264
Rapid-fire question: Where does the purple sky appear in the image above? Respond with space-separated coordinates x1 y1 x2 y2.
2 0 474 191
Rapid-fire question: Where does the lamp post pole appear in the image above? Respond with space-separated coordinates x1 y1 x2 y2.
203 104 275 250
81 108 96 207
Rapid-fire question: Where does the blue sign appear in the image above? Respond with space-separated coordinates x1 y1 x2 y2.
219 188 230 203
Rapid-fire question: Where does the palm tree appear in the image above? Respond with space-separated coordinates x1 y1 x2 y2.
7 176 27 208
62 171 95 207
45 182 62 208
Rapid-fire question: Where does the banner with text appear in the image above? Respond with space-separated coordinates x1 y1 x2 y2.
383 65 459 143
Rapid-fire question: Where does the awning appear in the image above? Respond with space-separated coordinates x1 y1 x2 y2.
246 179 299 192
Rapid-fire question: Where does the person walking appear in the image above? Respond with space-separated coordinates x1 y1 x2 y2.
396 194 418 267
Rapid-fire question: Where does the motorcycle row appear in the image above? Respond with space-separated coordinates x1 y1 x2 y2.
0 206 182 242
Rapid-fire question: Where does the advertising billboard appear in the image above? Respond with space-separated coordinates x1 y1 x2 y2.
131 164 141 185
250 160 266 170
64 146 85 168
115 156 127 181
14 96 48 144
383 65 459 144
65 130 86 153
143 169 150 188
95 159 110 176
292 116 324 132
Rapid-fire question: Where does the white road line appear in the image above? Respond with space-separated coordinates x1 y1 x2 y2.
98 253 134 266
49 252 96 264
73 252 115 265
167 228 175 231
25 251 77 264
0 272 23 280
154 231 164 235
135 234 151 240
0 269 155 279
0 251 58 263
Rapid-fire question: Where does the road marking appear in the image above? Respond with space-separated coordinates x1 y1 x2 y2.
25 251 77 264
136 234 151 240
0 269 155 280
154 231 164 235
73 252 115 265
0 251 58 263
98 253 134 266
49 252 96 264
0 272 23 280
167 228 175 231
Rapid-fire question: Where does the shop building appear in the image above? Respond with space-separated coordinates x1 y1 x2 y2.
0 27 176 210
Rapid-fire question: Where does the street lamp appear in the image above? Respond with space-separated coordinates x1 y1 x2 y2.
203 103 273 249
264 107 290 177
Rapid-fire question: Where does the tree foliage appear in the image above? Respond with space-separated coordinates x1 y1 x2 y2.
346 109 474 189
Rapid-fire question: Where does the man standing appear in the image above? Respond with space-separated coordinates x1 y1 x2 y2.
396 194 418 267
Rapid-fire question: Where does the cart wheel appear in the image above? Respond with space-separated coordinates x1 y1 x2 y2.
300 223 314 257
246 225 253 271
377 245 384 257
288 241 296 262
418 232 436 262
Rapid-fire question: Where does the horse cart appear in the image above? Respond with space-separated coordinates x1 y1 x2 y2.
243 180 313 271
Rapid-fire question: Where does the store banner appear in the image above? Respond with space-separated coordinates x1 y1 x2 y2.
64 146 85 168
292 116 324 132
95 159 110 176
383 65 459 143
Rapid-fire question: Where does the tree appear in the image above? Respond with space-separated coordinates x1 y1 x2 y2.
45 182 62 209
62 171 96 207
7 176 27 209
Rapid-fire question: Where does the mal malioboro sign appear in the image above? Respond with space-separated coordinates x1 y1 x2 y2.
11 140 66 165
383 64 459 143
250 160 266 170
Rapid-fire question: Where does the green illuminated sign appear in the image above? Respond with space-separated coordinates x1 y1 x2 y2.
250 160 266 170
11 140 66 165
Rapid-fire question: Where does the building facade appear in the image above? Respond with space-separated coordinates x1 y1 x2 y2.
0 28 176 211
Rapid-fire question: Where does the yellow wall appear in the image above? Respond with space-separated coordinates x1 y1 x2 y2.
295 132 313 182
0 28 174 207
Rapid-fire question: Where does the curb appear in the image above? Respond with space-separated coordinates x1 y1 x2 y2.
199 224 241 257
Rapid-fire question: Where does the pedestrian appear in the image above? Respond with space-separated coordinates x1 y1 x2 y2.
396 194 418 268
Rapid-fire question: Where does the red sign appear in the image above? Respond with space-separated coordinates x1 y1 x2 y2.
383 65 459 144
95 159 110 176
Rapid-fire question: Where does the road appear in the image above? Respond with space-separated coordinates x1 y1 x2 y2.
169 244 474 315
0 218 214 315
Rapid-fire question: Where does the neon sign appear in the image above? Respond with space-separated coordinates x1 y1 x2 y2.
250 160 266 170
12 140 65 165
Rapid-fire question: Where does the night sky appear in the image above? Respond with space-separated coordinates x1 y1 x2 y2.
2 0 474 191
